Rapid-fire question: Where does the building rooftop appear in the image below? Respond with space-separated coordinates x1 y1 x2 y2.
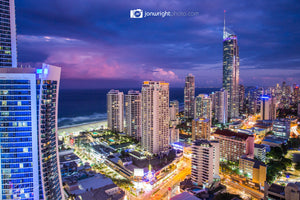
194 118 210 123
171 192 199 200
254 143 266 148
76 184 124 200
214 129 253 140
268 183 285 195
194 139 212 147
263 135 287 144
69 174 114 195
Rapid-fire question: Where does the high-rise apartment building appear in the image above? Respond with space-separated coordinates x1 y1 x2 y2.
260 96 276 120
125 90 141 140
169 100 179 121
141 81 169 154
192 118 210 141
239 84 245 114
213 129 254 163
0 0 17 68
214 89 228 124
107 89 124 133
191 140 220 186
184 74 195 119
223 14 239 119
0 64 64 200
195 94 211 123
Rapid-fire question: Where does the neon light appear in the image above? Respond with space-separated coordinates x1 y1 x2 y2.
261 96 270 99
36 69 42 74
44 68 48 75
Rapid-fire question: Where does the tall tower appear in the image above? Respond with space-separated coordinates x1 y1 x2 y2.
184 74 195 119
0 64 64 200
0 0 17 68
141 81 169 154
195 94 212 123
125 90 141 140
223 11 239 119
214 89 228 124
107 89 124 133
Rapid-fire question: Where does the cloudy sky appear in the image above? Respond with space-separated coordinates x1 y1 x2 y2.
15 0 300 88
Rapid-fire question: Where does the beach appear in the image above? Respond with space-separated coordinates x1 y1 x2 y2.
58 120 107 135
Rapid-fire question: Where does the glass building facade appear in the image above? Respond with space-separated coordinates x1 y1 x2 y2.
0 0 17 68
0 65 64 200
223 32 239 119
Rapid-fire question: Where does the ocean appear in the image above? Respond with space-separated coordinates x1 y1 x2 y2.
58 88 219 128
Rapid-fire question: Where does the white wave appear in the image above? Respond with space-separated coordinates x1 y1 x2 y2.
58 113 107 127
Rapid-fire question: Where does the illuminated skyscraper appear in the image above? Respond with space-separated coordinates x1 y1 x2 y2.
141 81 169 154
169 100 179 121
0 64 64 200
195 94 211 123
260 95 276 120
125 90 141 140
223 12 239 119
239 84 245 114
184 74 195 119
107 89 124 133
0 0 17 68
214 89 228 124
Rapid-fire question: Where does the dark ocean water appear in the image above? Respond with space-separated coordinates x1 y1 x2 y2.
58 88 219 127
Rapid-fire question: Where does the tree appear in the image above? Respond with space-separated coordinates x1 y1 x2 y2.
213 192 242 200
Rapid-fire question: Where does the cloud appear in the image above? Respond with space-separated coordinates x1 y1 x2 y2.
15 0 300 87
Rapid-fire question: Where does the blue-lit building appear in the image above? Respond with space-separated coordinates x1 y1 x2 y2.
222 14 239 120
0 64 64 200
0 0 17 68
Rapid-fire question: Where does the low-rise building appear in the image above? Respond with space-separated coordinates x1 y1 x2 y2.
254 143 268 162
273 118 291 139
213 129 254 163
239 156 266 188
264 182 300 200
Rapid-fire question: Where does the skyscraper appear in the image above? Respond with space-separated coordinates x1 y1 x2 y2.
107 89 124 133
125 90 141 141
0 64 64 200
141 81 169 154
195 94 212 123
239 84 245 114
184 74 195 119
260 95 276 120
0 0 17 68
169 100 179 121
192 118 210 140
214 89 228 124
223 12 239 119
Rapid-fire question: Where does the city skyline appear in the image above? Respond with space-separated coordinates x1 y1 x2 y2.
15 0 300 89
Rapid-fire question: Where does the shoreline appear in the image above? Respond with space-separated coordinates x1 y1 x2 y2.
58 120 107 134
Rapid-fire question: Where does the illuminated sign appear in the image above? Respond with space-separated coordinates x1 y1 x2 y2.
36 69 43 74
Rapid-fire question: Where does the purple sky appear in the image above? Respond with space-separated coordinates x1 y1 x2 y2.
16 0 300 88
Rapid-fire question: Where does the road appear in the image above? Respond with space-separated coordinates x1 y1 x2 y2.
125 157 191 200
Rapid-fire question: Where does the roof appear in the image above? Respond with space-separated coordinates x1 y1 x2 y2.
268 183 285 195
214 129 253 140
194 139 212 147
69 174 114 195
171 192 200 200
76 184 124 200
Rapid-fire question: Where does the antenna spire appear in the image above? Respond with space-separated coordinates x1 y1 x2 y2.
223 10 226 38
